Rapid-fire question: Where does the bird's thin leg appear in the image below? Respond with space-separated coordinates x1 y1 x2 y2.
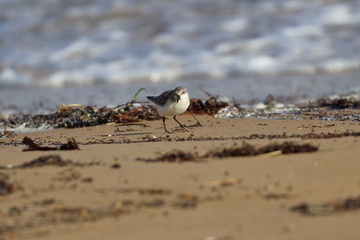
190 112 202 127
162 117 170 133
173 116 189 132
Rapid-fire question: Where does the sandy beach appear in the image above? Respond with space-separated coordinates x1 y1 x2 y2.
2 0 360 239
1 111 360 240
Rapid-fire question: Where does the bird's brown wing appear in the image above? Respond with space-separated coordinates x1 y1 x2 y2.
147 90 174 106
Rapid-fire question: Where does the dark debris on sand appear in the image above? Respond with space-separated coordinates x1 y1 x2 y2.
40 207 109 223
291 195 360 216
17 155 74 168
0 186 205 235
188 97 229 115
139 150 199 162
317 98 360 109
2 130 359 148
137 141 318 162
205 141 318 158
258 141 318 154
0 155 100 169
22 137 80 151
173 194 199 208
1 93 360 132
0 104 157 130
0 97 229 130
0 173 20 195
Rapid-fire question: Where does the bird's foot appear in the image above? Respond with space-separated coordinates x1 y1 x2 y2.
195 121 202 127
164 129 172 134
180 125 189 132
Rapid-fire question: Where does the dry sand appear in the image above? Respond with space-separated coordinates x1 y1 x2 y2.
1 113 360 240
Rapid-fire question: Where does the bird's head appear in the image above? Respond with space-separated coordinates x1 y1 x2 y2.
174 86 187 103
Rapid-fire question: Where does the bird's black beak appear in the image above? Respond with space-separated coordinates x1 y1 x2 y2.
176 94 180 103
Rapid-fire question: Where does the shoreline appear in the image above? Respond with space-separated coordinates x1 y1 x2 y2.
1 79 360 118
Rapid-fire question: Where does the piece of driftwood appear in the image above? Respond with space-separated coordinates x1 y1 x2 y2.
22 137 80 151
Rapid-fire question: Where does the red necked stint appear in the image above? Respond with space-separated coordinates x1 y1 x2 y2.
147 86 201 133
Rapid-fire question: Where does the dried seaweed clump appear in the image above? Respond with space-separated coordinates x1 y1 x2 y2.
1 155 97 169
140 150 199 162
0 95 230 131
18 155 72 168
138 141 318 162
205 142 257 158
317 98 360 109
0 104 158 130
188 97 228 115
1 105 117 129
258 141 318 154
205 141 318 158
291 195 360 215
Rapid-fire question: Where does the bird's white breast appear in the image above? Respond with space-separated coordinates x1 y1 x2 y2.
157 92 190 116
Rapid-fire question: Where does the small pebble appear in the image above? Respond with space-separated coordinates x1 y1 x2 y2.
111 163 121 169
82 177 93 183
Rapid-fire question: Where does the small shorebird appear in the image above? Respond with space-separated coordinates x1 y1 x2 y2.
147 86 201 133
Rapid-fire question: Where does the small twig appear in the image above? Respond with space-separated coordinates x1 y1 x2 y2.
198 87 218 99
22 137 57 151
256 150 282 158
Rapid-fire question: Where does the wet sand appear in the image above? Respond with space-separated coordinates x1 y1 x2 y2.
1 113 360 240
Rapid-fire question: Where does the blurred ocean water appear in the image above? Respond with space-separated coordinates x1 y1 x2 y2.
1 0 360 112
